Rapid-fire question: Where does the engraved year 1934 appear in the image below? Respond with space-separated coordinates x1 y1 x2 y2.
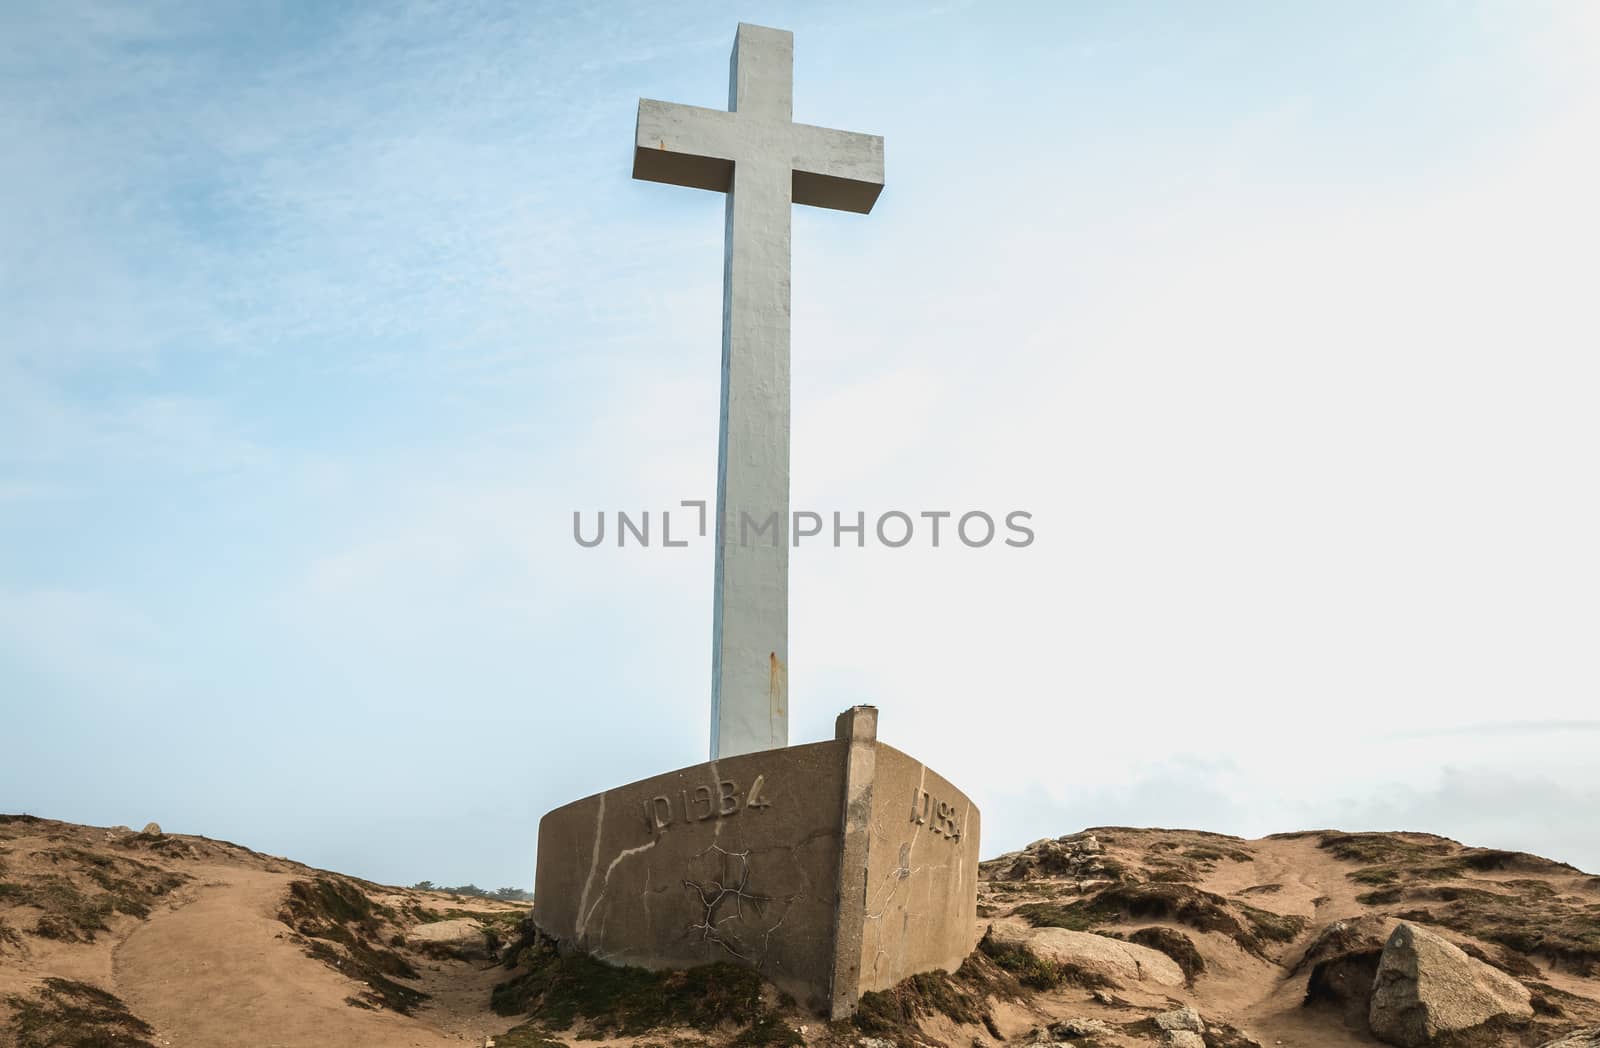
911 786 963 842
645 775 771 834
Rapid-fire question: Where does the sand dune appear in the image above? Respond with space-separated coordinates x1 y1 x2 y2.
3 815 1596 1047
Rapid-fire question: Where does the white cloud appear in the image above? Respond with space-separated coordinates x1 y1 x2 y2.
3 2 1597 887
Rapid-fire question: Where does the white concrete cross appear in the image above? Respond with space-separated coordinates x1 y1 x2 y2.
633 24 884 760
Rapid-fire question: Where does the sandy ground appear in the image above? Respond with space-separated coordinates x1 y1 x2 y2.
0 818 523 1047
971 828 1600 1048
115 864 490 1047
3 818 1596 1047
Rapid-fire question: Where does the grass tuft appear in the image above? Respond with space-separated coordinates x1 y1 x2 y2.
846 945 1020 1046
0 850 189 944
492 931 778 1039
496 1022 572 1048
977 929 1070 990
730 1015 804 1046
1128 926 1206 984
4 978 157 1048
1016 882 1304 958
277 877 427 1013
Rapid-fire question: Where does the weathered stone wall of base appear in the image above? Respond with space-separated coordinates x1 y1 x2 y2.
856 743 981 995
533 741 848 1013
532 708 981 1018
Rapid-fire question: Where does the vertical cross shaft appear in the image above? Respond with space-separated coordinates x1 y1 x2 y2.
714 26 794 761
632 24 884 759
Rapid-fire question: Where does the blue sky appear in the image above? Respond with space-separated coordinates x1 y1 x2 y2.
3 1 1598 888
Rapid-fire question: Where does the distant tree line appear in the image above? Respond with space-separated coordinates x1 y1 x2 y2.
410 880 532 901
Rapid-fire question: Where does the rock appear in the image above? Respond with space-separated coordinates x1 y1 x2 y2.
858 1039 896 1048
1050 1018 1114 1038
986 923 1186 988
1540 1031 1600 1048
1166 1033 1206 1048
1369 923 1534 1047
141 822 162 836
1203 1020 1266 1048
1155 1006 1205 1032
979 832 1117 883
405 917 491 960
1300 917 1388 1031
1295 916 1390 975
103 826 134 841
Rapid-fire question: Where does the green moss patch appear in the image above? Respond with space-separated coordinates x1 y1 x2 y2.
978 928 1073 990
409 902 523 957
1012 900 1097 931
1236 901 1306 944
1456 849 1575 874
1356 887 1404 906
283 877 380 929
1181 845 1254 864
0 850 189 943
1431 905 1600 974
1318 832 1457 866
1324 834 1574 887
496 1023 572 1048
1353 880 1600 975
850 953 1012 1044
1146 862 1203 883
1128 927 1206 984
730 1015 804 1046
1016 882 1304 958
492 932 781 1039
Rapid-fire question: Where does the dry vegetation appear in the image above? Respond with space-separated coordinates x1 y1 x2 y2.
3 815 1597 1048
0 823 189 944
0 813 528 1046
970 827 1600 1048
4 977 158 1048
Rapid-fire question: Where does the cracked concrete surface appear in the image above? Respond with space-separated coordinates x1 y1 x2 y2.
533 708 979 1018
857 744 978 996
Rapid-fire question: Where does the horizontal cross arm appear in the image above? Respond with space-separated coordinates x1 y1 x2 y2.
633 99 740 193
789 123 884 214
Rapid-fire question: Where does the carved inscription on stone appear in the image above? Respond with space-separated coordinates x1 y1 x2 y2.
910 787 963 842
645 774 772 834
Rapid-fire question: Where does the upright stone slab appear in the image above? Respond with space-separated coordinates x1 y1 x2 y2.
533 708 979 1017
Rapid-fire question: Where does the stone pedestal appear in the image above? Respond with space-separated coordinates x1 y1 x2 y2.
532 707 980 1018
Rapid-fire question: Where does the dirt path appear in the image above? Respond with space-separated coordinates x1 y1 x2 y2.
113 864 485 1048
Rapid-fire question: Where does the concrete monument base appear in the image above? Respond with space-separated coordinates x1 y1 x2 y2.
532 707 980 1018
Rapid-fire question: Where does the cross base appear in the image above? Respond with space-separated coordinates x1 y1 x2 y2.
531 707 981 1018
